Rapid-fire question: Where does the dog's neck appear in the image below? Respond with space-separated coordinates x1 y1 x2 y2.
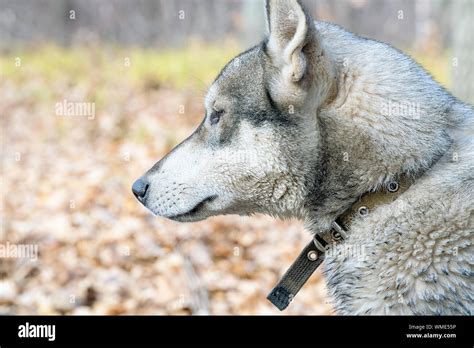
300 61 453 234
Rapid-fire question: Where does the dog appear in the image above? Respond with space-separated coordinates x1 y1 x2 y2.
133 0 473 314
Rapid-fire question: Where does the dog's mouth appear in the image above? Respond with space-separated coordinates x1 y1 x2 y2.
167 195 217 222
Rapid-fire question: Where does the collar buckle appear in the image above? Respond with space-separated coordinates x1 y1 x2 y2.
313 221 347 252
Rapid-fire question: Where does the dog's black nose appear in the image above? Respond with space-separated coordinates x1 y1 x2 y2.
132 178 149 200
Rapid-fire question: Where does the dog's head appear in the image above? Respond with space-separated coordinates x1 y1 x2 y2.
133 0 335 222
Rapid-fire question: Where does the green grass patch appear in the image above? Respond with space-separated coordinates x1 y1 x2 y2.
0 41 241 91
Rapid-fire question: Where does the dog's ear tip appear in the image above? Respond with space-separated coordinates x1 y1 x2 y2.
264 0 321 85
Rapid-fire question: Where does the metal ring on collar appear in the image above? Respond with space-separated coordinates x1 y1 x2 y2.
307 250 318 261
331 229 343 241
388 181 399 192
358 206 369 216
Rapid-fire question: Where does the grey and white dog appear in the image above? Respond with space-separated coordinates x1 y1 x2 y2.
133 0 473 314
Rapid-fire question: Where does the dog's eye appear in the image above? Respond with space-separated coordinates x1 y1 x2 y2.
210 110 224 125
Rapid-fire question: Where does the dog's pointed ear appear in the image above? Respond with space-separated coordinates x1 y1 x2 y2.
265 0 318 82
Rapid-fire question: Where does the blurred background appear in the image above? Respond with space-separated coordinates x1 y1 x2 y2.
0 0 472 315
